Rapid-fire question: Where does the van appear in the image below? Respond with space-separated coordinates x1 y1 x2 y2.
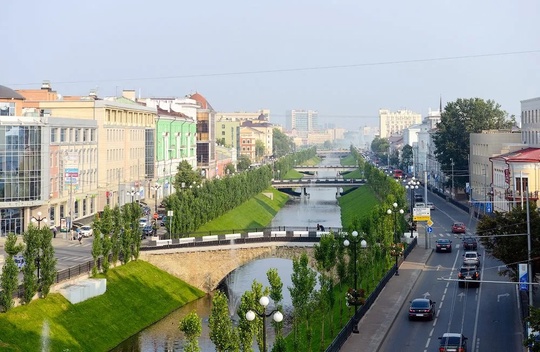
414 194 424 202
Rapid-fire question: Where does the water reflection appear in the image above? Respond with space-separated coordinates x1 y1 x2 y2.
111 157 345 351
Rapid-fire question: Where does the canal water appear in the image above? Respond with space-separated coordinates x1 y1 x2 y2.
111 157 344 351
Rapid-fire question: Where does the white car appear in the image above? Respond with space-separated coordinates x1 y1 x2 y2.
79 225 93 237
426 202 435 210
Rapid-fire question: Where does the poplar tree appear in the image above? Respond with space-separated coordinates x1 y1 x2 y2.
0 233 23 311
179 311 202 352
289 252 317 351
39 228 57 297
22 225 42 303
209 290 238 351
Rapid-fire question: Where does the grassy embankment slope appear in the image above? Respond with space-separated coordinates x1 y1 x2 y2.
0 261 205 351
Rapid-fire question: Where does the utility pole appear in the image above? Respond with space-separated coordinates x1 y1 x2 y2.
450 158 455 199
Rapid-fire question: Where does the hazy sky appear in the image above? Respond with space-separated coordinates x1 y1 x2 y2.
2 0 539 129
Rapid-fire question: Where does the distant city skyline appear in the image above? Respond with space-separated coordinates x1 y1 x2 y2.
3 0 539 132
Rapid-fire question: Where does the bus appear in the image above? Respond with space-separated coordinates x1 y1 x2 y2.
393 169 404 179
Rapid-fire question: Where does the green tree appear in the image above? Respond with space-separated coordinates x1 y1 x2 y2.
288 252 317 351
267 268 284 337
400 144 413 173
209 290 238 351
91 226 102 276
39 228 57 297
101 235 112 273
110 205 123 266
174 160 203 192
0 233 24 311
477 202 540 276
225 163 236 175
179 311 203 352
370 137 389 166
255 139 266 161
272 128 295 157
22 225 40 303
433 98 515 190
525 307 540 351
237 154 252 172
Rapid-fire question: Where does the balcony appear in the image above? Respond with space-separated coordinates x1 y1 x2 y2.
505 190 539 201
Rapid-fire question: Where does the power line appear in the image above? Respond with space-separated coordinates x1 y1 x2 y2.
8 49 540 87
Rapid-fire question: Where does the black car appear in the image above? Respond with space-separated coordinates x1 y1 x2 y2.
414 194 424 202
458 265 480 287
435 239 452 253
438 333 468 351
462 236 478 250
408 298 436 320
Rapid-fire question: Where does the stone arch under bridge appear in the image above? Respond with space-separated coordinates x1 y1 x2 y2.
139 244 316 292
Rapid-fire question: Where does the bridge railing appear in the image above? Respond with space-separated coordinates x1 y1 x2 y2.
142 226 345 250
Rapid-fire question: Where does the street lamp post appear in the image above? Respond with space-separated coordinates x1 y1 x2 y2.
343 230 367 334
246 296 283 352
151 183 162 213
387 202 404 276
31 211 47 229
405 178 420 238
126 187 138 203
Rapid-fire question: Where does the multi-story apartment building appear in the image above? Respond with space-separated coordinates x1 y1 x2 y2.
215 109 270 124
0 85 46 235
189 93 217 179
286 110 318 134
139 95 197 198
521 97 540 146
216 118 241 151
378 109 422 139
469 130 523 212
35 91 156 222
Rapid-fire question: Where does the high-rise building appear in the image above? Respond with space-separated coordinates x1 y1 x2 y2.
378 109 422 138
286 110 318 133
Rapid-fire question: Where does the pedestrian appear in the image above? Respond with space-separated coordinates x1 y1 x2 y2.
52 226 57 238
316 223 321 231
78 232 82 244
320 224 325 231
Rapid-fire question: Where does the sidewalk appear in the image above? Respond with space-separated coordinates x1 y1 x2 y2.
340 236 433 352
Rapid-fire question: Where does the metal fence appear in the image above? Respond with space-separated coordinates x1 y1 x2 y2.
325 237 418 352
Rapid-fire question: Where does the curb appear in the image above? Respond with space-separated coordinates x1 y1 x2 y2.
376 248 434 352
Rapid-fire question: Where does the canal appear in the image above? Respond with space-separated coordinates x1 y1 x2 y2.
111 156 345 351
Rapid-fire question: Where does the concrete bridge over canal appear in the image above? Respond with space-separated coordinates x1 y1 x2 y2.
140 242 316 292
293 165 357 173
271 178 366 189
138 232 328 292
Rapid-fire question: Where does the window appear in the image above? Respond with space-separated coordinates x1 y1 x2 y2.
60 128 66 142
75 129 80 142
51 128 57 142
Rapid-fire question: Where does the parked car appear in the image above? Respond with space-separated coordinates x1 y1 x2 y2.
435 239 452 253
463 251 481 267
141 225 154 238
451 222 466 234
79 225 93 237
426 202 435 210
139 218 148 228
458 265 480 287
438 332 468 352
160 216 168 227
462 236 478 250
408 298 436 321
14 255 25 270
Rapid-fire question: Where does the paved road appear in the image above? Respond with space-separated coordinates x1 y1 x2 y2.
342 189 526 352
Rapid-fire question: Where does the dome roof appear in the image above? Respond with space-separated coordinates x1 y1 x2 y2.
0 85 25 100
189 92 212 110
257 113 267 121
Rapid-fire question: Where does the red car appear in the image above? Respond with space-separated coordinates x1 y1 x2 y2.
451 222 466 234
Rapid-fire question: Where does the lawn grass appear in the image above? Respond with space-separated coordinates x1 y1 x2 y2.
339 183 379 229
195 188 290 234
0 261 204 351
